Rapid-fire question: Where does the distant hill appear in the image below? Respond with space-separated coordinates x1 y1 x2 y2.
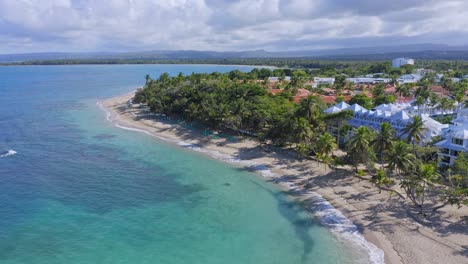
2 44 468 63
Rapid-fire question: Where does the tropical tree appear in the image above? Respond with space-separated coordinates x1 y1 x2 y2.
371 123 396 169
334 74 346 95
371 169 393 193
395 84 409 101
401 164 439 214
291 70 308 88
323 110 353 146
402 116 426 147
315 132 337 170
386 141 415 178
346 126 376 170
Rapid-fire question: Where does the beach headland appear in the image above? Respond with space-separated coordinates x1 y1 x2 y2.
100 92 468 264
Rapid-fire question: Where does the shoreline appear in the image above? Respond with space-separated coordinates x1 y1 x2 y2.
99 92 468 264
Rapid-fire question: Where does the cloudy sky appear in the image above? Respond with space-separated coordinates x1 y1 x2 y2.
0 0 467 54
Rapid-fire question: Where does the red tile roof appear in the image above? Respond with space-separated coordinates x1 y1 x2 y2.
296 88 312 97
430 85 450 97
268 89 283 95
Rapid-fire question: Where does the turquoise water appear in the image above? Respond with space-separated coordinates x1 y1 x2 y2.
0 65 368 263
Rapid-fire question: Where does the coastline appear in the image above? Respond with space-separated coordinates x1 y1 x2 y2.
99 92 468 264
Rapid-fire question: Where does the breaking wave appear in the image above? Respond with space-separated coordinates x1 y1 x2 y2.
0 150 17 158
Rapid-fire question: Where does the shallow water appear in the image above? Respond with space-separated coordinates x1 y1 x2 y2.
0 65 373 264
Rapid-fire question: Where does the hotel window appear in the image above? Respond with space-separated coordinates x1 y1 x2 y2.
452 138 463 145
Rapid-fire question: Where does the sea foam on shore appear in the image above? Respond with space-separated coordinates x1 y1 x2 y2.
98 100 385 264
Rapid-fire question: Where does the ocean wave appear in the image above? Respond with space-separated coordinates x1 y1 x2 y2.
96 101 112 122
177 141 384 263
306 191 385 264
0 150 17 158
99 101 384 264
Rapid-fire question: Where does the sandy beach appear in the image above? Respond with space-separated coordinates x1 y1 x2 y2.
101 92 468 264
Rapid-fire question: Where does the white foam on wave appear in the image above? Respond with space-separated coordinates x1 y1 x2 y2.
96 101 112 122
307 190 385 264
0 150 17 158
99 100 384 264
176 140 384 263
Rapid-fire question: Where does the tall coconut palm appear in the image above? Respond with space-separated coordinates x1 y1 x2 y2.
315 132 337 169
293 117 313 145
386 141 415 178
371 123 395 169
347 126 375 170
402 115 426 146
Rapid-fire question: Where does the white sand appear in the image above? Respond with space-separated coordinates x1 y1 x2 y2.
100 93 468 264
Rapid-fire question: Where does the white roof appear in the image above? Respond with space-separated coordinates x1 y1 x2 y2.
335 102 350 110
417 114 449 135
346 103 364 112
452 129 468 140
398 74 422 80
324 106 342 114
391 111 411 121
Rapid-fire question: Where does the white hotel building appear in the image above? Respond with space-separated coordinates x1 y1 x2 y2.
435 108 468 166
392 58 415 68
324 102 448 143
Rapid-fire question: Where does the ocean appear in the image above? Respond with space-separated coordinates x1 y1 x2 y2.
0 65 377 264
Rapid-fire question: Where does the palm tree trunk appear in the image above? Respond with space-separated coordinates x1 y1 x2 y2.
420 181 426 215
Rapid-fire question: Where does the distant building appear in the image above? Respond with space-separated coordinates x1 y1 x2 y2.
392 58 415 68
313 77 335 85
346 77 391 85
397 74 422 84
268 76 291 82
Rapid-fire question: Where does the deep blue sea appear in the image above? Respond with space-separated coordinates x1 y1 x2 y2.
0 65 373 264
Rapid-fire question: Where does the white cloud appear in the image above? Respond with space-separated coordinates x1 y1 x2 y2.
0 0 467 53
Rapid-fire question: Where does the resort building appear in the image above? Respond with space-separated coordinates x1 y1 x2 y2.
435 108 468 166
346 77 391 85
397 74 423 84
313 77 335 85
268 76 291 82
324 102 448 143
392 58 415 68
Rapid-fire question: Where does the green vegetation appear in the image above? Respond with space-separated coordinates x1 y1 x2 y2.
135 69 467 216
4 57 468 76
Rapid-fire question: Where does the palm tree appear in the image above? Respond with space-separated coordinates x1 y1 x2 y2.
403 164 440 214
371 170 393 193
293 117 313 146
391 74 399 86
371 123 395 169
386 141 415 178
402 115 426 147
395 84 409 101
315 132 337 170
291 117 313 157
298 96 321 122
418 164 439 213
347 126 375 170
145 74 151 85
414 96 426 113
